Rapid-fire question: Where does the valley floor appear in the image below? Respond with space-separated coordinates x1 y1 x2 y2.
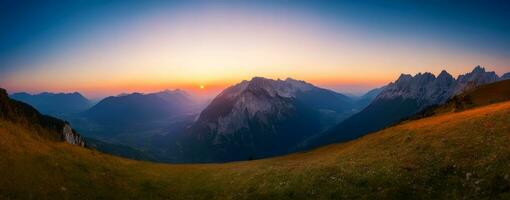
2 101 510 199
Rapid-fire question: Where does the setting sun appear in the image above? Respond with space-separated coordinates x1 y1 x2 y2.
200 85 205 89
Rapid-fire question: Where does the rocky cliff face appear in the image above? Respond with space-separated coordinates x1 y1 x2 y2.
62 124 86 147
195 77 304 137
186 77 355 161
376 70 457 110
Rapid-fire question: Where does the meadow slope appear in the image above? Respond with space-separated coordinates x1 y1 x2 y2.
1 101 510 199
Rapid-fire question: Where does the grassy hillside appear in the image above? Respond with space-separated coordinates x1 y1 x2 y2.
2 100 510 199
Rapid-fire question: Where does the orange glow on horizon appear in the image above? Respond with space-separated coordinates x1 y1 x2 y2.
3 71 395 100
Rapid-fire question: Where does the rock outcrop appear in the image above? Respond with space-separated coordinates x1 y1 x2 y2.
62 124 86 147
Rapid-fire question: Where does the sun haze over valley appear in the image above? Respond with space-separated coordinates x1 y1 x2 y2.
1 1 510 199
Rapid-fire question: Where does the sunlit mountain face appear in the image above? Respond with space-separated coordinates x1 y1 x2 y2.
1 1 510 198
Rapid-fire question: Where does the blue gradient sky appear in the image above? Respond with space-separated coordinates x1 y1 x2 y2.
1 0 509 98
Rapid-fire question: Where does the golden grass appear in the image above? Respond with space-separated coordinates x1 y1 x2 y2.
1 101 510 199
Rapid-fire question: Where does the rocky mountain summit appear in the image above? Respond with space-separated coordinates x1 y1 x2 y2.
376 66 501 110
195 78 332 133
454 66 500 94
376 70 456 110
186 77 356 161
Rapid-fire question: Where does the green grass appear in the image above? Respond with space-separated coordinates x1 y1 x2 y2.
1 101 510 199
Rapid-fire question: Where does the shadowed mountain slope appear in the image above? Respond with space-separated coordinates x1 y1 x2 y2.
84 90 196 126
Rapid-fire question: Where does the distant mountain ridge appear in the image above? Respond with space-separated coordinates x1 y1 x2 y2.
10 91 91 117
307 66 508 148
84 89 197 126
375 70 456 110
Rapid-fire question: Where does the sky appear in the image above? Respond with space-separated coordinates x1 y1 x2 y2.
1 0 509 99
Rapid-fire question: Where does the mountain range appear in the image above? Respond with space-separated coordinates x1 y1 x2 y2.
307 66 507 148
9 92 91 117
6 66 508 163
2 77 510 199
84 89 198 127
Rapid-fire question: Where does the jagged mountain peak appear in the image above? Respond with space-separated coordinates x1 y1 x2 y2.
378 66 500 102
472 65 485 73
437 70 454 80
222 77 315 99
414 72 436 83
455 65 499 94
376 68 457 106
396 74 413 82
458 65 498 79
393 72 437 85
246 76 277 90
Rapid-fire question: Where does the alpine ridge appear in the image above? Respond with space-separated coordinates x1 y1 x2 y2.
307 66 508 148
